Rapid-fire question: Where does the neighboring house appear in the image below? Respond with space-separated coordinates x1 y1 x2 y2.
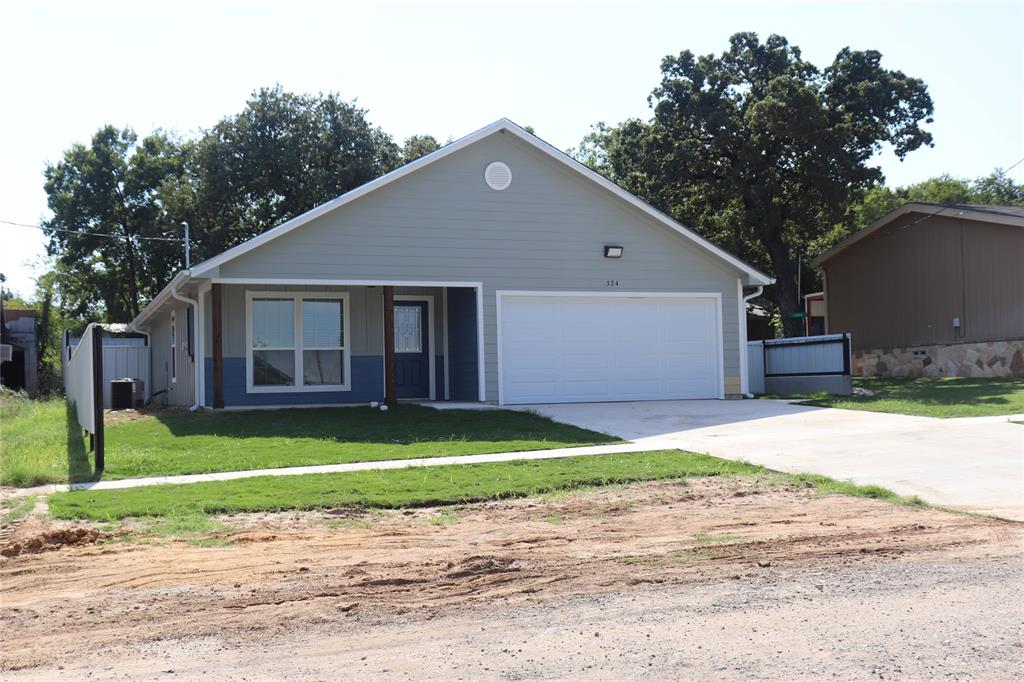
813 203 1024 378
1 306 38 396
130 119 772 409
803 292 826 336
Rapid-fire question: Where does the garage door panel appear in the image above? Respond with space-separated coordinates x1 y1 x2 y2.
500 295 721 404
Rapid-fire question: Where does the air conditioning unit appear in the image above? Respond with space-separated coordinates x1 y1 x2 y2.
110 378 145 410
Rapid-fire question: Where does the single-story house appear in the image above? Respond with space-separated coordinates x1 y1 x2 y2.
130 119 772 409
1 306 38 396
813 203 1024 378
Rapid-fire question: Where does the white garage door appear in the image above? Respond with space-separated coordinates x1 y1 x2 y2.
498 294 721 405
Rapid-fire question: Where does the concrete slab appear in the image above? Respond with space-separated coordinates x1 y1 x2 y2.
520 400 1024 521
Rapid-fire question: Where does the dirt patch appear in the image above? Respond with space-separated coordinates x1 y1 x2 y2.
103 406 184 426
0 516 111 558
0 477 1020 672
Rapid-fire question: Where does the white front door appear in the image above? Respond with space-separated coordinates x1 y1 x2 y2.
498 294 722 405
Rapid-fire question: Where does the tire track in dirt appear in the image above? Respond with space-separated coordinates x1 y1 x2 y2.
1 478 1020 672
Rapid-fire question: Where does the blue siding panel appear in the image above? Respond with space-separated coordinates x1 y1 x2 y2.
206 356 383 407
435 355 445 400
446 288 478 400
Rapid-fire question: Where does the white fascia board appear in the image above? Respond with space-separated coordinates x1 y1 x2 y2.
130 270 191 330
186 118 772 286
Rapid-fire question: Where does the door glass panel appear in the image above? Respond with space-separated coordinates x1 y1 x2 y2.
395 305 423 353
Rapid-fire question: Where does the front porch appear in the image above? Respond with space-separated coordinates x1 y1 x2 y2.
198 280 484 410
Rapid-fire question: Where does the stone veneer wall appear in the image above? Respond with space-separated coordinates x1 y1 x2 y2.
853 339 1024 379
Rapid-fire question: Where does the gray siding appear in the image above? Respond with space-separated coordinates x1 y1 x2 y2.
824 214 1024 349
149 299 194 406
212 133 746 400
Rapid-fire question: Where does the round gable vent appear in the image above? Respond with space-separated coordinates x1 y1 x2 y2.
484 162 512 191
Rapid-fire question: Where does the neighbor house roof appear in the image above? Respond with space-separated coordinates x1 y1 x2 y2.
132 118 773 329
813 202 1024 267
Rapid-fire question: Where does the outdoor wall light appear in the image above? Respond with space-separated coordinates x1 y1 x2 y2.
604 245 624 258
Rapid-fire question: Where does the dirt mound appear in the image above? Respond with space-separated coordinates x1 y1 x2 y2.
1 527 105 558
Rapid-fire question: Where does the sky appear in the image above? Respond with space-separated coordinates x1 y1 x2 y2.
1 0 1022 299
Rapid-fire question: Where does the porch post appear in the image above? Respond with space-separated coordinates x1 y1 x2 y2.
383 285 397 408
211 283 224 409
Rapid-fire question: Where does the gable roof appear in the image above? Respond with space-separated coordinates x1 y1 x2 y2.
133 119 772 330
186 118 772 285
814 202 1024 267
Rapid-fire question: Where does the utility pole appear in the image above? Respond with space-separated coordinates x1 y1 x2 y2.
181 222 190 269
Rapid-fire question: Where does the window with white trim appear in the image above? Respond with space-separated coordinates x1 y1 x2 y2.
247 292 349 392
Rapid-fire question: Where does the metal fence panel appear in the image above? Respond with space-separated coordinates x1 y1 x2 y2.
763 334 850 377
746 341 765 394
747 333 853 395
101 346 150 406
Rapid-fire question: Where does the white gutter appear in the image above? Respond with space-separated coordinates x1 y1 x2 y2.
169 274 201 412
741 285 764 398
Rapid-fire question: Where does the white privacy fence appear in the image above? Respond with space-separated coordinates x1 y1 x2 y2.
63 334 150 408
747 333 853 395
65 324 101 435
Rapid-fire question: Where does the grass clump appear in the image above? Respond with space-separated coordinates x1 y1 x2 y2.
693 532 745 545
1 496 37 528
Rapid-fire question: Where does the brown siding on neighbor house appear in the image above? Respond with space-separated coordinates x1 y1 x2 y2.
963 221 1024 342
823 213 1024 350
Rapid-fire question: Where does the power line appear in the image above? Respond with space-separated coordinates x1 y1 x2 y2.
1001 156 1024 175
0 218 185 242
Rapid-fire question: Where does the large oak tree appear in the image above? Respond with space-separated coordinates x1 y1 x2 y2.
575 33 934 336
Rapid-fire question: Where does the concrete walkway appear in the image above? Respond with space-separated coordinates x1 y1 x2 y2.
43 442 668 493
523 400 1024 521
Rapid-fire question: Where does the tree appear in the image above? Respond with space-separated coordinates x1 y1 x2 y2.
401 134 442 163
168 87 402 261
574 33 934 336
847 171 1024 228
43 126 186 320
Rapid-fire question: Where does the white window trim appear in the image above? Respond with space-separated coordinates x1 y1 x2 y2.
170 311 177 385
245 290 351 394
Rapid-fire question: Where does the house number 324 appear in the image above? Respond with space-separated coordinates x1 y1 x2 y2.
606 280 619 287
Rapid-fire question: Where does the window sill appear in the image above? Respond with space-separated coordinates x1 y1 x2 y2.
246 384 352 394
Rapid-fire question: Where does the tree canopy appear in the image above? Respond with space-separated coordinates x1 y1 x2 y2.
40 87 441 325
43 126 185 320
575 32 936 336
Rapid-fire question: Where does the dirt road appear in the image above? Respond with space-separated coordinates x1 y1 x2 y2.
2 477 1022 679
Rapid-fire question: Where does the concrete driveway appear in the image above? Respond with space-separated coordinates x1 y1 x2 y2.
524 400 1024 520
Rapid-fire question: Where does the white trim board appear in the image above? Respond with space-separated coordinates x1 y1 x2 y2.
180 120 771 286
495 290 725 405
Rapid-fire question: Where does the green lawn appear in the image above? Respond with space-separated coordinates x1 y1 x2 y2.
47 449 922 522
0 394 619 487
789 377 1024 418
0 393 92 487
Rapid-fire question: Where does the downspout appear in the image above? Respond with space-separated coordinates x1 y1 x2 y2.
742 285 764 398
170 274 201 412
